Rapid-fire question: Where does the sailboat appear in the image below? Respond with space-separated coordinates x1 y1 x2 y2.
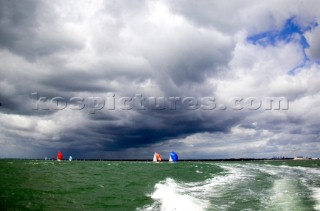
57 151 63 161
45 156 47 161
69 155 73 161
153 152 162 162
169 151 178 163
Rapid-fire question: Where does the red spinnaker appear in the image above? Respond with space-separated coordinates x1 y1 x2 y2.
57 151 63 161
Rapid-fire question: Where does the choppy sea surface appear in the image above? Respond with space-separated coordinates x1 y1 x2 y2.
0 160 320 210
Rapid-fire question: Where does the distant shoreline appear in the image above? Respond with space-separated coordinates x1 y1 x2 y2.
2 158 317 162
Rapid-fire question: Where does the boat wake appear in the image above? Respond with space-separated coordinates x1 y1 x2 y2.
138 162 320 211
138 164 250 211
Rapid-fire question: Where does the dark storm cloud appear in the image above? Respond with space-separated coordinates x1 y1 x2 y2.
61 108 240 153
41 72 110 93
0 93 37 115
0 0 40 44
0 0 84 60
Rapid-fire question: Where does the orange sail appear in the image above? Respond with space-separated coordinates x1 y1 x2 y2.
153 152 162 162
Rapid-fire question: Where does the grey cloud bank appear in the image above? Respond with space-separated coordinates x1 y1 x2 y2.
31 92 289 113
0 0 319 159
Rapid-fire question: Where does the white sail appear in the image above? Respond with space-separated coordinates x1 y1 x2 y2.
153 153 157 162
69 156 72 161
169 155 173 162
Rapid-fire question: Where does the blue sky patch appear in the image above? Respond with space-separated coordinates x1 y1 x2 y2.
247 17 318 74
247 17 317 48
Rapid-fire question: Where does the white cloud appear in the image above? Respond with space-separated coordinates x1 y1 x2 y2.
305 26 320 61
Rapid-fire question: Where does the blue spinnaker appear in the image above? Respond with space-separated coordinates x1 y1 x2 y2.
170 152 178 162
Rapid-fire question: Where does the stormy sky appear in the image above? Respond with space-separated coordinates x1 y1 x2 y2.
0 0 320 159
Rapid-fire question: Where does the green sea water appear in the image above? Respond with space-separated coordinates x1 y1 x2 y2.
0 160 320 210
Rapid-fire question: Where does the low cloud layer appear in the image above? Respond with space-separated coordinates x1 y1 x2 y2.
0 0 319 159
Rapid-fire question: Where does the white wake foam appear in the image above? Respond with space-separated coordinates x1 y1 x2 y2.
267 178 303 210
138 163 320 210
242 163 320 211
139 178 209 211
138 164 250 211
